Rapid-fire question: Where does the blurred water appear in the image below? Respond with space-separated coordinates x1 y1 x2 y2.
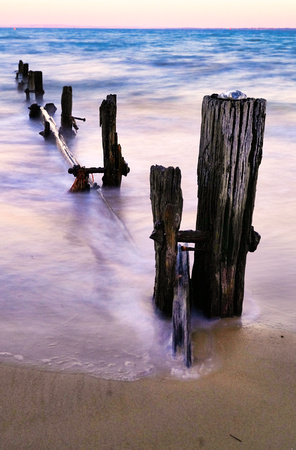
0 28 295 379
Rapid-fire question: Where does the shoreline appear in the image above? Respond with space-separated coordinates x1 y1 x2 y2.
1 324 296 448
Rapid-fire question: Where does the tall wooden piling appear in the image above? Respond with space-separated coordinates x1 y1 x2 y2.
150 165 183 315
99 94 129 188
192 94 266 318
61 86 73 132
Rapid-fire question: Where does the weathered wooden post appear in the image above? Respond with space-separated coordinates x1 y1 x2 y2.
192 93 266 318
150 165 183 315
172 244 192 367
61 86 73 133
99 94 129 187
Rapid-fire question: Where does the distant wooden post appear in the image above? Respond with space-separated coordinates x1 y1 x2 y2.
150 165 183 315
23 63 29 78
172 244 192 367
34 71 44 98
99 94 129 188
16 61 27 88
16 60 23 78
28 70 35 91
192 94 266 318
27 71 44 95
61 86 73 133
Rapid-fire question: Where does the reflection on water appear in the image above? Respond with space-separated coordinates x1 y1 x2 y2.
0 28 295 380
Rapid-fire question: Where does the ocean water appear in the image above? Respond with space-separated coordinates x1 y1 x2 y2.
0 28 295 380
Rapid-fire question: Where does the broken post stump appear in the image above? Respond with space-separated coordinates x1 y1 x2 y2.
191 94 266 318
99 94 130 188
172 244 192 368
150 165 183 315
44 103 57 116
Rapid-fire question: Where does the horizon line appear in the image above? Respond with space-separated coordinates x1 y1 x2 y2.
1 25 296 30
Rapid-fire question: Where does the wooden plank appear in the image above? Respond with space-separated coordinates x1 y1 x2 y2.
177 229 210 244
172 244 192 368
150 228 210 245
38 105 80 168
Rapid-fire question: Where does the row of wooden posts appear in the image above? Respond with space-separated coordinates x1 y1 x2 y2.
16 61 266 367
16 60 130 190
16 60 44 100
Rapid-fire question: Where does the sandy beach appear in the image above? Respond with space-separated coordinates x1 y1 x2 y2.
1 324 296 449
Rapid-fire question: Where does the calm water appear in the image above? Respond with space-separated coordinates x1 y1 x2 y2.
0 28 295 380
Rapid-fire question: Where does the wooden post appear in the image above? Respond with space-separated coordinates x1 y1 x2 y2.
28 71 35 91
34 71 44 98
172 244 192 367
27 71 44 95
61 86 73 133
23 63 29 78
16 61 27 89
192 94 266 318
16 60 23 78
150 165 183 315
99 94 129 187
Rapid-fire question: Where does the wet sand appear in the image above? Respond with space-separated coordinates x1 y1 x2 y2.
1 325 296 449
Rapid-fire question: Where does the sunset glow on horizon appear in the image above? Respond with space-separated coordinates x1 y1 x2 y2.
1 0 296 29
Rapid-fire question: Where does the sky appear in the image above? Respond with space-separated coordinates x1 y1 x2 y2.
1 0 295 28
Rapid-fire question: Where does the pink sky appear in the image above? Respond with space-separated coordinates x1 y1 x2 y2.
1 0 295 28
